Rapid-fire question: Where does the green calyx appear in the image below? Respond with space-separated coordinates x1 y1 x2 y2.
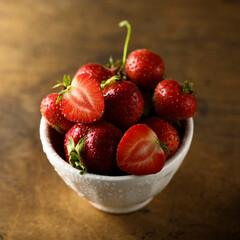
182 81 195 95
105 56 122 71
53 75 72 89
53 75 72 104
157 140 171 155
67 136 87 174
100 75 120 90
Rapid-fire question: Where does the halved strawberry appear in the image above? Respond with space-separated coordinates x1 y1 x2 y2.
117 124 166 175
58 73 104 123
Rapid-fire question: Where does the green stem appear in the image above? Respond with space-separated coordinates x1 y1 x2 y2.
119 20 131 72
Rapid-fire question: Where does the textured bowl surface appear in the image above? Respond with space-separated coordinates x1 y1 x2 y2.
40 117 194 214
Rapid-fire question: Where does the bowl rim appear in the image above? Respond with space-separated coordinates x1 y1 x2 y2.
40 117 194 182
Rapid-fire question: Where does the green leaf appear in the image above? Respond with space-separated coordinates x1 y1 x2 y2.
182 81 195 94
109 56 114 65
100 80 106 89
105 57 123 72
75 138 84 156
55 94 62 105
52 75 70 89
67 136 75 154
69 136 75 147
67 136 87 174
69 152 80 167
79 167 87 175
115 60 123 67
75 161 80 167
52 75 72 91
55 87 70 104
159 141 171 154
63 75 72 87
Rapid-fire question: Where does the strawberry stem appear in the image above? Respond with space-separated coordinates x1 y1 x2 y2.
119 20 131 73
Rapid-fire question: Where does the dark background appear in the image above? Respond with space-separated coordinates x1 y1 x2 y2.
0 0 239 239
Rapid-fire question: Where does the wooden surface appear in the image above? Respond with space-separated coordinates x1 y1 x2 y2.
0 0 239 239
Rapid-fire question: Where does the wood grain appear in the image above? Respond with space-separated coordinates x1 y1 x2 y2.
0 0 239 239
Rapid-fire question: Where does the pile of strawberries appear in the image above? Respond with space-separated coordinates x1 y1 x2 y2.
40 21 197 176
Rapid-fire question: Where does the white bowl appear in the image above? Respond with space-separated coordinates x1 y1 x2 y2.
40 117 194 214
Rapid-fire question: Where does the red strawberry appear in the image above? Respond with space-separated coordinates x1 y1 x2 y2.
74 63 114 82
40 93 74 133
125 49 164 90
102 77 144 129
142 117 180 158
64 120 123 175
154 79 197 121
56 73 105 123
117 124 166 175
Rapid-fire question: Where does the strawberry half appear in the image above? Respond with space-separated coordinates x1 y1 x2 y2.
117 124 166 175
57 73 104 123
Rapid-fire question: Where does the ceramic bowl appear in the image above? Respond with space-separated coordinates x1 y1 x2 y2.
40 117 194 214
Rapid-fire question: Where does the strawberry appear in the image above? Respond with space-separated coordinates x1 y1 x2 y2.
55 73 105 123
142 117 180 158
154 79 197 121
125 49 164 90
40 93 74 133
64 120 123 175
73 63 114 82
102 76 144 129
117 124 166 175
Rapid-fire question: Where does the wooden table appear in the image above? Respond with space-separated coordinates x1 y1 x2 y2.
0 0 239 239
